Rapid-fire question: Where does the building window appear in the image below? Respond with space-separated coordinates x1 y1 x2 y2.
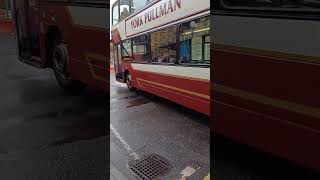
119 0 130 21
150 26 177 64
179 16 210 64
132 35 149 62
112 1 119 25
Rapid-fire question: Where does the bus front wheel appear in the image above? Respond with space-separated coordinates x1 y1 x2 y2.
125 72 135 91
52 41 86 92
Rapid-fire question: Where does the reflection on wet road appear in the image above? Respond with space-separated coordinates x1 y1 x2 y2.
126 97 150 108
0 34 108 179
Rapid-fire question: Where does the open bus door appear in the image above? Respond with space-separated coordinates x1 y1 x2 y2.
114 43 124 81
13 0 40 65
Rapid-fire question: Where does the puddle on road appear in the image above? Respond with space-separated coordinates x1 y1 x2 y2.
32 111 61 119
28 90 108 147
116 88 131 94
49 113 107 146
127 97 150 108
2 73 30 80
119 95 139 100
34 108 108 147
31 108 88 120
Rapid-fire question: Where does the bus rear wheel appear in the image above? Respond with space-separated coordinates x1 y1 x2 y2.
125 72 135 91
52 41 86 92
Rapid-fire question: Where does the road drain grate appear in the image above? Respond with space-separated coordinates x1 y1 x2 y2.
129 154 171 180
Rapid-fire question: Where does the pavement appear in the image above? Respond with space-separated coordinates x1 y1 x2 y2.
110 73 211 179
0 33 108 179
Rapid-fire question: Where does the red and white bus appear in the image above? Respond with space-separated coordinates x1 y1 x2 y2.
212 0 320 171
12 0 109 91
111 0 210 115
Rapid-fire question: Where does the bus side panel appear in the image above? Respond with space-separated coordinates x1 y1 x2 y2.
124 62 210 115
212 97 320 172
68 24 109 91
66 6 108 91
212 15 320 171
41 4 108 91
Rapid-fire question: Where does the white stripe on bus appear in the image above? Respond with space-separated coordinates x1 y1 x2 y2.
131 63 210 80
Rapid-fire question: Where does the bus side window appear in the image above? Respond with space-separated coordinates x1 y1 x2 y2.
132 35 149 63
131 0 150 13
150 26 177 64
179 16 210 64
121 39 132 60
112 1 119 25
117 44 122 61
204 35 210 62
119 0 130 21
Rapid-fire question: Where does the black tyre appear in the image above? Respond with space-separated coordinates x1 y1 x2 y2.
125 72 135 91
51 40 86 92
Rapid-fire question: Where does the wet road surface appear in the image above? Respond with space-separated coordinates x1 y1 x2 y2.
0 34 108 179
109 69 320 180
214 134 320 180
109 61 320 179
110 73 211 179
3 32 320 180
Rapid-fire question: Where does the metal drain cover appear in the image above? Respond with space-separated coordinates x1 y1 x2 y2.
129 154 172 180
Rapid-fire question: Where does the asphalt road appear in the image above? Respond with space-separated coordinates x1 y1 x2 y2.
110 74 211 179
0 33 108 179
213 134 320 180
2 32 320 180
109 62 320 180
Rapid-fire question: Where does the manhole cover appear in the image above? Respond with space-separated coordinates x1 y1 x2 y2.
129 154 172 180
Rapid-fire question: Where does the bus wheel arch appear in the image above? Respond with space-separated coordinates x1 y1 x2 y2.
46 27 86 92
124 70 135 91
45 25 63 68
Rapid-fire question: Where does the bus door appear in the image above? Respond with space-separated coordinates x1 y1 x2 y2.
114 43 124 81
13 0 40 62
